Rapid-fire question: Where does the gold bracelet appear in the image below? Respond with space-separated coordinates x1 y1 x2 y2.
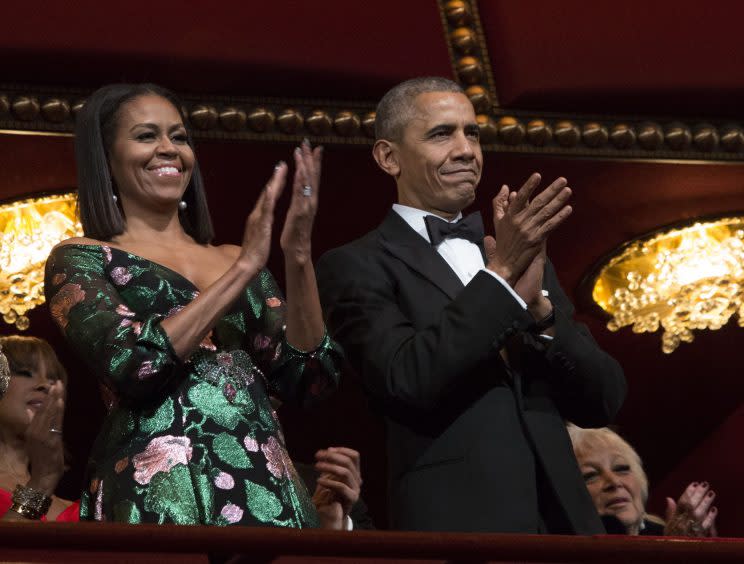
11 484 52 520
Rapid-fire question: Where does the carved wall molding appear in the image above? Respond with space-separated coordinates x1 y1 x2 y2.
437 0 498 115
480 109 744 161
3 37 744 162
0 85 377 145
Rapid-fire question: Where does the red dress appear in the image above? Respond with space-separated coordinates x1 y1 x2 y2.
0 487 79 522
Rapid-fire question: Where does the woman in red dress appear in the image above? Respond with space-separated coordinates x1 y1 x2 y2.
0 335 79 522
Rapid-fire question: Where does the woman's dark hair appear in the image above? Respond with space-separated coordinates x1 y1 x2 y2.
0 335 68 386
75 83 214 243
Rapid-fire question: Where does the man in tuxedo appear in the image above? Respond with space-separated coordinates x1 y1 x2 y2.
316 77 625 533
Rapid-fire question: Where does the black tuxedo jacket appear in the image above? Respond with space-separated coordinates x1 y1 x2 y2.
317 210 625 533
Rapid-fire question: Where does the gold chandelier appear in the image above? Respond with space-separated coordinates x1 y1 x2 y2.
591 216 744 353
0 192 82 330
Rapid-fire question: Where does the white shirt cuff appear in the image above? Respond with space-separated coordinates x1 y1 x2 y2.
480 268 527 309
480 270 555 341
344 515 354 531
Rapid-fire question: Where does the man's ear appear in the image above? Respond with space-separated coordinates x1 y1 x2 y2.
372 139 400 178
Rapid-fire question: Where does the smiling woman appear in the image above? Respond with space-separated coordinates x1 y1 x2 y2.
107 95 196 217
74 84 213 245
0 335 79 522
567 424 719 537
43 83 348 527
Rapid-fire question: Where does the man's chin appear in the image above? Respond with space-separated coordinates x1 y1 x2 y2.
453 186 477 209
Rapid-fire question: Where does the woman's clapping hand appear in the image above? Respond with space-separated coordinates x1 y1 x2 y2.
281 139 322 266
664 481 718 537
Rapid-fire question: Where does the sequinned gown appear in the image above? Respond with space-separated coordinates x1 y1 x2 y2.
45 244 343 526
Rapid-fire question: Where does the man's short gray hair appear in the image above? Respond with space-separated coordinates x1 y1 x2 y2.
375 77 465 141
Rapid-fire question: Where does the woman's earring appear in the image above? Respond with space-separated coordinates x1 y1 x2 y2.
178 200 187 211
112 194 118 204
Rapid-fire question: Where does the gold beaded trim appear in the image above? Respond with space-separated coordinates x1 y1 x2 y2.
0 86 377 145
481 110 744 160
3 84 742 161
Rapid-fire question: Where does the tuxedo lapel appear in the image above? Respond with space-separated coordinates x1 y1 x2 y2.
378 210 464 301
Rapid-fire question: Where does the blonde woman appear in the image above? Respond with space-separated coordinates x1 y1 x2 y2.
568 424 717 536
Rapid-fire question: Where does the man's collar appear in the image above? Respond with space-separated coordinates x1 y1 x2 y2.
392 204 463 244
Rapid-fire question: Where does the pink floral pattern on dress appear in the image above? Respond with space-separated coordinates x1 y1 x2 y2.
266 297 282 308
49 283 86 329
220 503 243 524
120 318 143 336
116 303 135 317
132 435 193 485
200 350 254 389
166 305 185 318
261 436 285 479
102 245 113 265
243 435 259 452
137 361 156 380
111 266 132 286
214 471 235 490
223 382 237 403
253 334 271 350
46 244 343 526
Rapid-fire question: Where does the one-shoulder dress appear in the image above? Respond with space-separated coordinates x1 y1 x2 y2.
44 244 343 526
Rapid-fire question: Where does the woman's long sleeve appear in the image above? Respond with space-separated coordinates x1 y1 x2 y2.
45 245 182 405
245 269 343 407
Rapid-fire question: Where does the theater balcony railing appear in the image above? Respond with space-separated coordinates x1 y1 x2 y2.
1 522 743 564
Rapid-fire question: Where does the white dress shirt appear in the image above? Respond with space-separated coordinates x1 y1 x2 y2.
392 204 528 309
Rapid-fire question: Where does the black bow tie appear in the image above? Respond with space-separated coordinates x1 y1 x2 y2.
424 212 484 246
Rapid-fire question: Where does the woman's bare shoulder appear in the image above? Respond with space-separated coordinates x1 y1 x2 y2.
213 243 242 261
53 236 107 250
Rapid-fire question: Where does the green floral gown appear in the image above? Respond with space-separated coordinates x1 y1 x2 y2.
44 244 343 526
